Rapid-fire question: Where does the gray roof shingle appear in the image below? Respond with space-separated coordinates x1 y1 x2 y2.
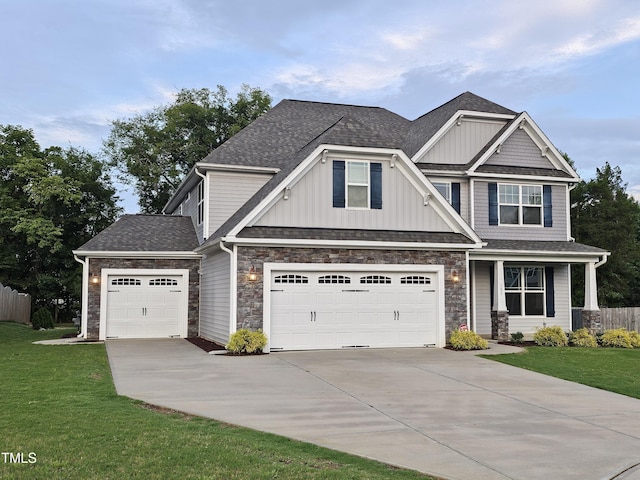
482 239 608 255
76 215 199 252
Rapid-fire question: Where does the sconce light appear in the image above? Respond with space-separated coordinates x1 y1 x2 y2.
248 266 258 282
451 271 460 283
91 274 100 285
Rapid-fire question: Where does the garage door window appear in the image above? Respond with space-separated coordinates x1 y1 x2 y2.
400 276 431 285
274 274 309 284
318 275 351 284
111 278 141 286
360 275 391 284
149 278 178 286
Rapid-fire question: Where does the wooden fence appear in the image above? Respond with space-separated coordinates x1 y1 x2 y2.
0 283 31 324
572 307 640 332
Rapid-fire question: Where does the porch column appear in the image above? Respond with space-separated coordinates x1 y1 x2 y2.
491 260 509 341
582 261 601 334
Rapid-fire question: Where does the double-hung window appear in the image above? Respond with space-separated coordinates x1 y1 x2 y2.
333 160 382 209
498 184 542 225
347 161 369 208
504 266 545 316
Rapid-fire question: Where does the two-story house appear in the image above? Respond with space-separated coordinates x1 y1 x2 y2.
73 92 608 351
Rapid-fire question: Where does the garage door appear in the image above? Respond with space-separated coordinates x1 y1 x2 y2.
106 275 185 339
269 271 439 350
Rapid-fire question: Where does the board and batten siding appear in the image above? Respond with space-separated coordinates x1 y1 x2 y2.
485 129 560 170
473 262 571 336
426 177 470 224
199 250 231 345
473 181 568 240
417 118 507 165
209 171 273 236
179 186 204 243
254 159 454 232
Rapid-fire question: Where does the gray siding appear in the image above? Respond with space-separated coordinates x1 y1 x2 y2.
473 181 568 240
485 129 557 169
255 159 454 232
209 171 273 236
199 249 231 345
178 186 203 243
473 261 492 335
417 118 506 165
426 177 470 224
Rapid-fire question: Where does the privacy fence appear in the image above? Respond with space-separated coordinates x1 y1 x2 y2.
572 307 640 332
0 283 31 324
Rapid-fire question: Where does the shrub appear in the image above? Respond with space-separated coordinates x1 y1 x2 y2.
629 331 640 348
533 326 568 347
510 332 525 344
600 328 633 349
226 329 268 354
569 328 597 348
449 330 489 350
31 307 54 330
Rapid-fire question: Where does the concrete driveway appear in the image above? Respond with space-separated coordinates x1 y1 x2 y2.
106 339 640 480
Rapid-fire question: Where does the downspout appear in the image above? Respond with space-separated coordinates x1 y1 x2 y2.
73 254 88 339
219 238 238 337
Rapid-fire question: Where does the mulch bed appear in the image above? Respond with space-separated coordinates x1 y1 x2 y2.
186 336 226 353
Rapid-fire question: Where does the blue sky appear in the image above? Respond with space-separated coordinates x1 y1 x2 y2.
2 0 639 212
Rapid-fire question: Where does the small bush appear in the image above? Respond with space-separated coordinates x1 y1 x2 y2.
31 307 54 330
533 326 568 347
449 330 489 350
601 328 633 349
226 329 268 354
629 331 640 348
569 328 597 348
510 332 525 344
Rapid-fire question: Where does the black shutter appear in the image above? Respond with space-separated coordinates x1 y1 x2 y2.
545 267 555 317
543 185 553 227
333 160 345 208
452 182 461 214
488 183 498 225
370 162 382 209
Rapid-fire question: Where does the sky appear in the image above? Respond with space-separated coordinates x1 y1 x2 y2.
1 0 639 213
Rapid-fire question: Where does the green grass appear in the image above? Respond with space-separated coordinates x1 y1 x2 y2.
0 322 432 480
484 346 640 399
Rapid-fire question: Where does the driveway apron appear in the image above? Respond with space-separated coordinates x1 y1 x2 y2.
106 339 640 480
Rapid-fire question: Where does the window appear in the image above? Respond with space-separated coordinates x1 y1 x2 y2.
433 182 451 203
149 278 178 286
318 275 351 284
197 181 204 225
347 161 369 208
360 275 391 284
111 278 141 286
498 184 542 225
274 274 309 284
504 266 545 316
400 276 431 285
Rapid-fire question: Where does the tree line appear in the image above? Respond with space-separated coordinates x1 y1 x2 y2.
0 85 638 321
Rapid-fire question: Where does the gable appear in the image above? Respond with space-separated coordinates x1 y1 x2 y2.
252 150 456 233
485 129 557 170
416 117 508 165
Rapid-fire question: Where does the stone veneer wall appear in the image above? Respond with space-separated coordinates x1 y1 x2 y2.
236 246 467 341
86 258 200 340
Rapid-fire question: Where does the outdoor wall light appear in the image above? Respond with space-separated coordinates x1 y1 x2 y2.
90 274 100 285
451 271 460 283
248 266 258 282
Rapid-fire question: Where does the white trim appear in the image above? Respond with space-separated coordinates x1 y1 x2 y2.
412 110 515 163
195 162 280 174
72 251 201 259
470 178 476 229
73 254 89 339
99 268 190 341
224 236 482 250
468 171 577 183
262 262 446 352
470 250 607 263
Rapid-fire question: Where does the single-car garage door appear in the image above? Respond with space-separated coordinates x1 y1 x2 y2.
105 274 185 339
269 270 440 351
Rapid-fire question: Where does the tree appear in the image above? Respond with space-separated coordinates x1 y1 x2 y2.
104 85 272 213
571 162 640 307
0 125 121 320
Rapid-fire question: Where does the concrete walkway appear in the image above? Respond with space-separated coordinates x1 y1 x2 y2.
106 339 640 480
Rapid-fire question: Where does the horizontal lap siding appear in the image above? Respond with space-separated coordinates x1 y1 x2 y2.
199 251 231 345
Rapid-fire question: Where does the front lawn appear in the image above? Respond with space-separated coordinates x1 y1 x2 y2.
0 322 432 480
484 346 640 399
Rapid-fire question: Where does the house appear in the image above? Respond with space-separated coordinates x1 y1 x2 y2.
73 92 609 351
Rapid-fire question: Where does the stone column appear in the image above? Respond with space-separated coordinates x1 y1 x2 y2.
582 262 601 334
491 260 509 341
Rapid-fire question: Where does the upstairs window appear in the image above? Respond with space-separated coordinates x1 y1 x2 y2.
333 160 382 210
497 184 542 226
433 182 451 202
433 181 461 213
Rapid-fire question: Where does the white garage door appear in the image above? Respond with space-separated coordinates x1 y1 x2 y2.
106 275 185 339
269 271 439 351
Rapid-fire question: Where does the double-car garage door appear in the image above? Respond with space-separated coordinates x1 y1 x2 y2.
269 270 441 351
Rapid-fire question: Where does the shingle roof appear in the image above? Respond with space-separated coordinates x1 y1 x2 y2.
482 239 608 255
76 215 199 252
238 227 475 244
